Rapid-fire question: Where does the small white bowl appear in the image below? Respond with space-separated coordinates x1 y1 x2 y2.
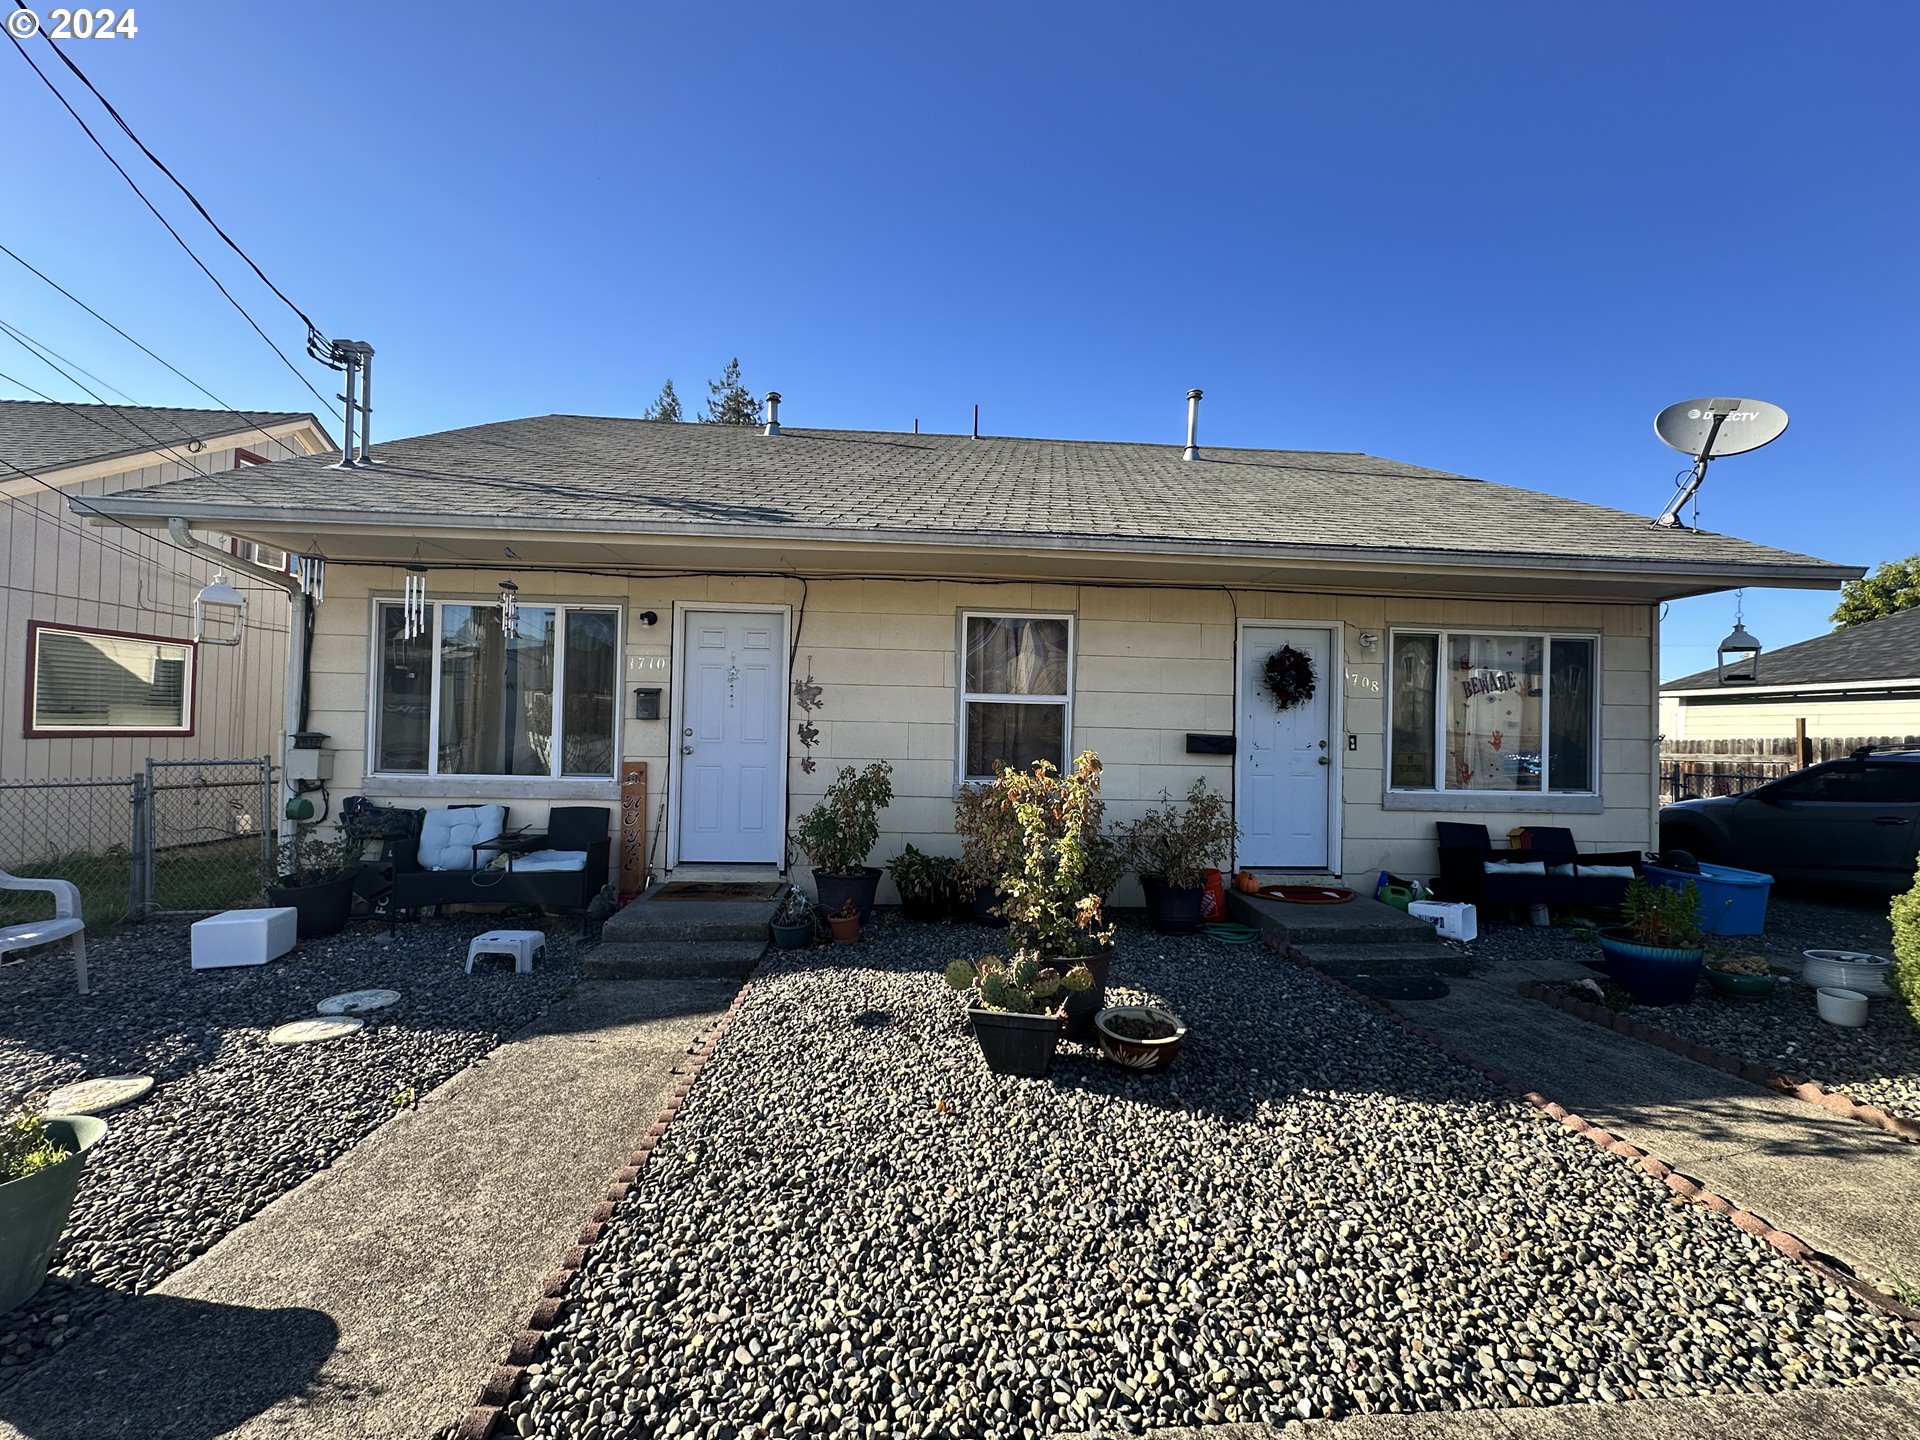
1815 987 1870 1028
1801 950 1894 998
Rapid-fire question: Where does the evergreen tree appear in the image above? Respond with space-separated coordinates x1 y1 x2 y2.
1832 555 1920 628
641 378 683 422
700 357 761 425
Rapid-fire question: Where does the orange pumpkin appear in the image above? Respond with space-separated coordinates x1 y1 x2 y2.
1233 870 1261 894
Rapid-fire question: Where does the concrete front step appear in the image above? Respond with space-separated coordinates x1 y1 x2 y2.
600 882 784 945
1223 889 1446 948
584 938 768 980
1290 941 1471 978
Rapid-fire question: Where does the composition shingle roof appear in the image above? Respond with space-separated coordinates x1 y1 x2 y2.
0 399 319 475
1664 605 1920 692
87 412 1850 577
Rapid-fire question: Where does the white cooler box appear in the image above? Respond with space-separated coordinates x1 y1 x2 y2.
192 907 298 969
1408 900 1477 943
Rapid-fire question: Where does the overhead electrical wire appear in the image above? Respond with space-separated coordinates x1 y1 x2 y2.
4 14 343 421
0 318 138 405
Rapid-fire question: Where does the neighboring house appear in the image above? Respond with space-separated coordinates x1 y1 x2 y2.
77 405 1859 895
1660 606 1920 743
0 400 332 801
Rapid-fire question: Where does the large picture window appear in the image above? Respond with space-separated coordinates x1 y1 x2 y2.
959 612 1073 781
27 622 194 737
372 600 618 778
1389 630 1596 794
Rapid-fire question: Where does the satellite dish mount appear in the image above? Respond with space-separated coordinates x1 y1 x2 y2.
1651 397 1789 529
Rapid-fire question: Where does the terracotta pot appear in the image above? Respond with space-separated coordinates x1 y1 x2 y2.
828 914 861 945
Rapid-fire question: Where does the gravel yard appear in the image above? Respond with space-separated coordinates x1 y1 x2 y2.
512 918 1920 1440
0 914 583 1390
1481 895 1920 1124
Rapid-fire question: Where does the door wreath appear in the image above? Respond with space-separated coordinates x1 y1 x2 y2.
1263 645 1317 710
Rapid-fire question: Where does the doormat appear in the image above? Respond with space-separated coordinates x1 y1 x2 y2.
1259 885 1356 905
1346 974 1449 1000
652 881 787 902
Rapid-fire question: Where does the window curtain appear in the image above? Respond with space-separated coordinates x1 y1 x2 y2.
1443 634 1543 792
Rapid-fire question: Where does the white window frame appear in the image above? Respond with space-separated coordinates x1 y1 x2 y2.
1386 628 1602 796
368 597 622 780
956 609 1076 784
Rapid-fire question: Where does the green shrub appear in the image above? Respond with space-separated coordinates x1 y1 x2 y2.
996 753 1115 961
1 1109 66 1185
791 762 894 876
1122 778 1238 888
1619 876 1703 949
1892 864 1920 1030
887 844 961 905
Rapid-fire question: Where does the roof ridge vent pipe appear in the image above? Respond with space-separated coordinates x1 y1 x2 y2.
763 391 781 437
350 341 374 463
334 349 359 469
1182 388 1203 461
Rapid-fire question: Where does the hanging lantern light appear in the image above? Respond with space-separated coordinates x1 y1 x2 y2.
402 562 429 640
498 579 520 639
1716 592 1761 685
193 571 247 646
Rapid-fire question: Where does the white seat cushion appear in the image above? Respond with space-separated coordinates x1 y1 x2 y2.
509 849 588 874
417 805 508 871
1577 864 1637 879
1483 859 1547 876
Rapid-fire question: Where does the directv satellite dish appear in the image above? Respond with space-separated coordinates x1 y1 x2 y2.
1651 396 1789 528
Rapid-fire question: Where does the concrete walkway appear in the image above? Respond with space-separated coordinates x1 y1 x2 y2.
0 977 738 1440
1386 974 1920 1287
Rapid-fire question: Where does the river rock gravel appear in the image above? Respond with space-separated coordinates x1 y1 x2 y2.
0 914 582 1390
509 918 1920 1440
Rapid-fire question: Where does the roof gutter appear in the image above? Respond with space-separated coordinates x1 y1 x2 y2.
166 517 302 594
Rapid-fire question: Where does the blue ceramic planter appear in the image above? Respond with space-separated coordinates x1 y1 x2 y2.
1598 932 1704 1006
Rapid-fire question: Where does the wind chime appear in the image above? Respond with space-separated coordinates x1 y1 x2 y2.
498 579 520 639
294 546 326 603
401 556 429 640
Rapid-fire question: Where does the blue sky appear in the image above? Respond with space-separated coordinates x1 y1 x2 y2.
3 1 1913 679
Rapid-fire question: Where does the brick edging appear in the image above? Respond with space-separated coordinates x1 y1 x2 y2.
451 957 768 1440
1515 979 1920 1146
1270 939 1920 1335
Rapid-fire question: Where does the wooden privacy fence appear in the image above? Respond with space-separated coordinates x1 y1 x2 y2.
1660 733 1920 802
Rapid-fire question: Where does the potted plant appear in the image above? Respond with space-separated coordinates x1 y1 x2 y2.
1597 878 1706 1006
1705 952 1776 1000
1095 1005 1189 1072
2 1105 107 1314
265 824 363 939
827 899 861 945
944 952 1092 1077
770 887 815 950
793 762 894 922
889 845 961 923
1123 779 1239 934
994 753 1118 1040
954 778 1022 925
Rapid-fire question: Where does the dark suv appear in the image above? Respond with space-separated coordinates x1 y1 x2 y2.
1659 748 1920 893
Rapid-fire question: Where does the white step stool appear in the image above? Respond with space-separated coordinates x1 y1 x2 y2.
192 907 298 969
465 929 545 975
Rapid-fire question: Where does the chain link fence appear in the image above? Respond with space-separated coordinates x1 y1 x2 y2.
0 759 276 929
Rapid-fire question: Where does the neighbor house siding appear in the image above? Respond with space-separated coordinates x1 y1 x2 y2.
1661 691 1920 743
0 441 300 787
309 567 1661 898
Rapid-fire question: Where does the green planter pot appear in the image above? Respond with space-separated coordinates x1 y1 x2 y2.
1706 968 1776 1000
967 1008 1062 1078
770 920 812 950
2 1114 106 1316
265 870 357 939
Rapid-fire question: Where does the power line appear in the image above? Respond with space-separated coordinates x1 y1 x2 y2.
0 242 332 446
0 318 138 405
3 20 343 422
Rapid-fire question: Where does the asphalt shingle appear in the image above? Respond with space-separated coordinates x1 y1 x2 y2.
0 399 317 474
1663 605 1920 691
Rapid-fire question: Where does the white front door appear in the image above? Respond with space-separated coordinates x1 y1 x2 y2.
1237 624 1335 869
677 610 786 864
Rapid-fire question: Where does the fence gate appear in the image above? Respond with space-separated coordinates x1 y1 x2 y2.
141 757 277 916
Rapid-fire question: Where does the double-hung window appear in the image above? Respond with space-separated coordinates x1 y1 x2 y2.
1388 630 1597 794
959 612 1073 781
372 600 619 778
26 622 194 736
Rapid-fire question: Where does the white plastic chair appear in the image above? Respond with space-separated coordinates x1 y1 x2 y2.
0 871 88 994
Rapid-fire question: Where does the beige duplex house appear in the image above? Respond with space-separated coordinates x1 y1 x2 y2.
76 403 1858 898
1 400 331 796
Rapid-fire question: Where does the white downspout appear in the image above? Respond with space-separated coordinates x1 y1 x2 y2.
168 518 306 853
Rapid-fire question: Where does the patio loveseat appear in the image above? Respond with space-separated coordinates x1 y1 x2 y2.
1433 823 1641 912
354 802 611 927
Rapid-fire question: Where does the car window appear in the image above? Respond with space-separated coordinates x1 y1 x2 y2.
1772 763 1920 804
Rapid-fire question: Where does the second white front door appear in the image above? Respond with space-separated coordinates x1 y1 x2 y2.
1237 624 1335 869
678 609 786 864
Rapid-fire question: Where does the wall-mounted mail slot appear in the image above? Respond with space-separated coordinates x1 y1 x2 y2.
1185 733 1234 755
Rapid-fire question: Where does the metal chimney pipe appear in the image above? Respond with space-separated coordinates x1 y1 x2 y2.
1182 388 1203 461
763 391 781 437
355 343 374 463
335 352 358 469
